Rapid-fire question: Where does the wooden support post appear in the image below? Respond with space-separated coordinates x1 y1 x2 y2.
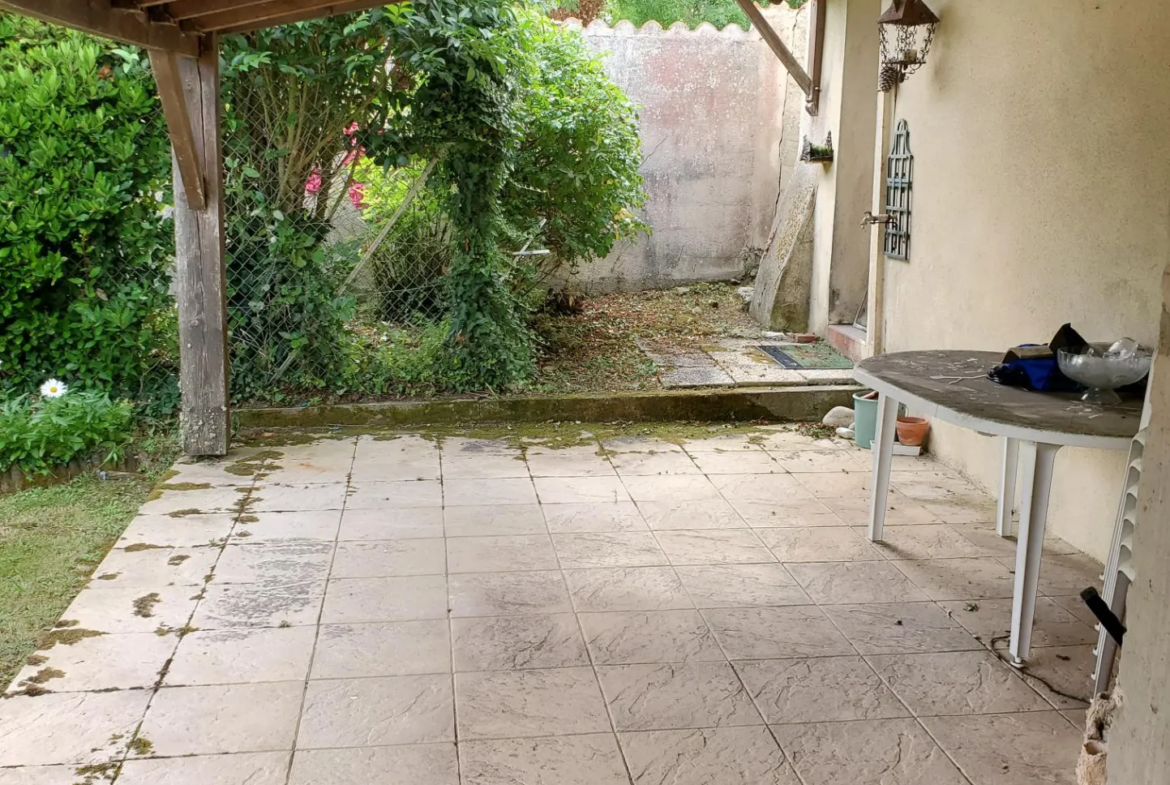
166 37 230 456
733 0 812 96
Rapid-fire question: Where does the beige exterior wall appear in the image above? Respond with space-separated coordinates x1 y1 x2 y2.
806 0 880 333
862 0 1170 560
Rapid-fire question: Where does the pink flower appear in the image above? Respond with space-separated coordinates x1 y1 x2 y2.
344 121 359 137
305 170 323 194
348 182 366 209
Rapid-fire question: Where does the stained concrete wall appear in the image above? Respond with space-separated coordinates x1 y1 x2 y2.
852 0 1170 562
563 7 807 292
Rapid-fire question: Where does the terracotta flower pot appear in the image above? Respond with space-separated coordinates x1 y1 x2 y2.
896 416 930 446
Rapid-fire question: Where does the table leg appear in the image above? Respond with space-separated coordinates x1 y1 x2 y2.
1009 441 1060 664
867 394 899 542
997 437 1020 538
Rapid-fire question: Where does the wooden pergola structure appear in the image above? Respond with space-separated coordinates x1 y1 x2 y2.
0 0 820 456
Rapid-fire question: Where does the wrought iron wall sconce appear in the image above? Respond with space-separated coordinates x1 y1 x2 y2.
877 0 939 92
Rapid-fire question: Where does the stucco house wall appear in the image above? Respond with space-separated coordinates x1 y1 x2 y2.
562 6 807 292
865 0 1170 560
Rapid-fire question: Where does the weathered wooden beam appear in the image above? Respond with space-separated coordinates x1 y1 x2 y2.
165 0 277 21
172 35 230 456
209 0 394 33
0 0 200 56
733 0 812 97
149 49 206 209
192 0 355 30
806 0 826 115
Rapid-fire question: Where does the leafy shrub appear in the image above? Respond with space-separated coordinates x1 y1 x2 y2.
0 392 134 474
603 0 804 29
0 15 175 404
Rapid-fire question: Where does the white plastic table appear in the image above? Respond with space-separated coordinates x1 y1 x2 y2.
854 351 1141 664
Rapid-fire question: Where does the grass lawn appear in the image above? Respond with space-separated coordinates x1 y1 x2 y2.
0 473 158 688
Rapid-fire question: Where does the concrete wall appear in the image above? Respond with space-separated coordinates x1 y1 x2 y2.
805 0 880 333
861 0 1170 561
563 7 807 292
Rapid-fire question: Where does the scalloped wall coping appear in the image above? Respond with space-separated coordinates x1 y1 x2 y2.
559 17 759 38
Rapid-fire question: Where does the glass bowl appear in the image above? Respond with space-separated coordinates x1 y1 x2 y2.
1057 347 1151 405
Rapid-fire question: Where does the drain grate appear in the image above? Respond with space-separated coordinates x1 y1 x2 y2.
757 345 803 369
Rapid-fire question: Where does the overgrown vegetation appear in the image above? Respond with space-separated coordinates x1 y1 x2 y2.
0 15 176 408
0 392 134 475
597 0 805 30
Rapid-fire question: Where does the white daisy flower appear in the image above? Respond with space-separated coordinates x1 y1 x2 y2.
40 378 67 398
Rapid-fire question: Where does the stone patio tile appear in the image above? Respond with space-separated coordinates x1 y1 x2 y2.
752 429 844 451
675 565 809 608
773 719 967 785
918 496 998 524
232 512 341 544
446 478 539 506
331 539 445 578
938 597 1097 647
731 498 845 528
0 765 90 784
444 505 546 537
344 480 443 510
460 734 628 785
290 744 458 785
525 446 614 478
447 535 559 573
892 473 983 500
442 437 520 454
542 502 648 533
860 524 986 560
620 727 798 785
249 483 348 513
192 581 325 630
758 528 884 562
822 495 939 525
869 651 1050 716
579 610 723 664
118 752 292 785
1005 644 1094 709
12 631 174 692
551 532 667 568
768 449 866 474
338 507 444 540
735 656 909 723
706 473 813 503
822 603 982 654
703 607 854 660
564 566 692 612
299 676 454 748
607 450 700 475
451 614 588 671
636 499 746 530
598 662 762 730
312 621 450 679
455 667 609 740
0 691 151 766
659 365 735 388
166 627 317 685
90 545 218 588
168 456 266 485
601 436 686 452
533 476 630 504
448 571 572 617
895 557 1016 600
620 474 723 502
1025 552 1103 597
212 541 333 585
786 561 929 604
441 451 529 479
138 487 247 517
141 682 303 756
57 585 199 634
348 452 440 483
796 369 855 384
117 514 236 549
1050 593 1104 628
1062 709 1088 730
689 450 785 475
792 472 872 499
946 523 1019 558
321 576 448 623
354 433 435 457
656 529 775 566
713 356 806 386
921 712 1080 785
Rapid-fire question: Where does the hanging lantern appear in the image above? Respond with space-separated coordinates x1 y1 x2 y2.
877 0 939 92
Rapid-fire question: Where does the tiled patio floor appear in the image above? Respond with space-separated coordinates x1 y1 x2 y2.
0 427 1101 784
